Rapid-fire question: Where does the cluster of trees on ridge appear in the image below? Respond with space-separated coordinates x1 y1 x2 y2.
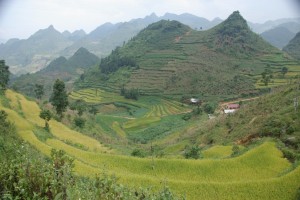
100 47 138 74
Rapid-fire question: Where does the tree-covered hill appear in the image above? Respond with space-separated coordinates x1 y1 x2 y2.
261 26 295 49
77 11 297 100
283 32 300 60
11 48 99 98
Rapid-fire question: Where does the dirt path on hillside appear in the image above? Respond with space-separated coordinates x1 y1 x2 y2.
217 97 260 112
98 114 136 120
175 31 191 42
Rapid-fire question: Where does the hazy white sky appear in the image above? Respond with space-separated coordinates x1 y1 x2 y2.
0 0 299 40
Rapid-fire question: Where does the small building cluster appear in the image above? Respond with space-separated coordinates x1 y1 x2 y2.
224 103 240 114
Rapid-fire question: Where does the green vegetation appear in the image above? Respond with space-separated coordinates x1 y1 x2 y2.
2 90 300 199
76 12 299 100
74 116 86 128
39 109 52 131
283 32 300 60
0 60 9 94
184 145 201 159
2 11 300 199
100 47 138 74
34 83 44 99
10 47 100 99
50 79 69 117
202 145 233 159
189 83 300 161
120 86 139 100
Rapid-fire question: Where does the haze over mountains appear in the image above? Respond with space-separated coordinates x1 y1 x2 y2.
11 47 99 97
0 12 299 75
283 32 300 60
260 22 300 49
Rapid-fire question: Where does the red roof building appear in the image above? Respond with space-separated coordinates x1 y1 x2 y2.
227 104 240 109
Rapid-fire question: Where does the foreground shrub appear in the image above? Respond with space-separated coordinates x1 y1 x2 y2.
184 145 202 159
0 145 183 200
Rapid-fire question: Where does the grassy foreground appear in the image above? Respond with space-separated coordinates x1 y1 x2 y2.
1 90 300 199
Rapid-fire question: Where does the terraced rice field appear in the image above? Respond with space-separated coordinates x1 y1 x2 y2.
70 88 191 142
255 65 300 89
2 90 300 199
126 68 175 94
202 145 233 159
145 99 190 117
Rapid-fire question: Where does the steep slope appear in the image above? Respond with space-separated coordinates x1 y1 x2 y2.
1 89 300 200
283 32 300 60
261 27 296 49
194 83 300 156
78 11 296 99
11 48 99 97
0 25 73 75
203 11 274 56
41 47 99 74
276 22 300 34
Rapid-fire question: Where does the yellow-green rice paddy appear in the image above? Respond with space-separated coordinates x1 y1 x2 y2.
1 90 300 199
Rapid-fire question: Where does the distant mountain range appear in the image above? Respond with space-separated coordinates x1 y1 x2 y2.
1 12 299 75
248 18 300 33
0 25 72 75
260 22 300 49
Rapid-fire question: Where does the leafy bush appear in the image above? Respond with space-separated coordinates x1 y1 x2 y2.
74 117 86 128
120 86 139 100
203 102 217 114
296 188 300 200
131 148 146 158
39 109 52 131
0 141 182 200
182 113 192 121
281 148 300 162
70 99 87 116
261 116 295 137
184 145 202 159
100 47 137 74
0 148 74 200
231 145 240 157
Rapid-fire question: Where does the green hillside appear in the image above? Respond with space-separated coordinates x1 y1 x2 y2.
1 89 300 199
77 11 298 100
261 26 295 49
11 47 99 97
162 82 300 161
284 32 300 60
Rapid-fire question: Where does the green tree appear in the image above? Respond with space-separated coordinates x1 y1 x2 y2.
88 106 98 115
131 148 146 158
70 100 86 116
0 60 10 94
184 145 201 159
281 66 288 77
39 109 52 131
34 84 44 99
74 117 85 128
261 68 273 86
203 102 217 114
50 79 68 117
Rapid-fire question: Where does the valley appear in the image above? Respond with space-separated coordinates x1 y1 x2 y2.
1 9 300 200
1 89 300 199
